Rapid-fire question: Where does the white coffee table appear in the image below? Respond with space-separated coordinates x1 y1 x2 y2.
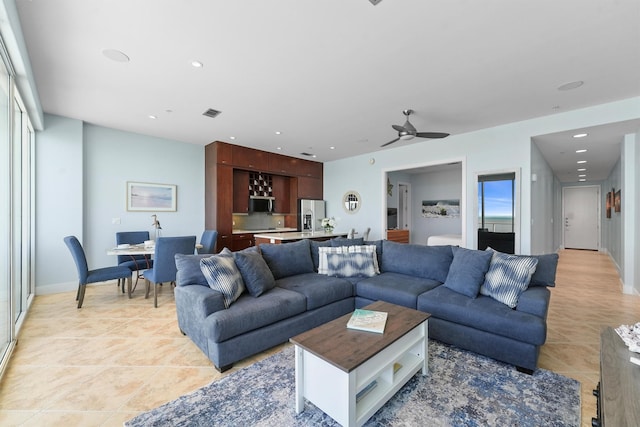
290 301 430 427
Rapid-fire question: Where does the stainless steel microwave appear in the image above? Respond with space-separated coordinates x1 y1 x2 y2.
249 196 275 213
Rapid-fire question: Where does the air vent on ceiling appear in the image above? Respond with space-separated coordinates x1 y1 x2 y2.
369 0 383 5
202 108 222 118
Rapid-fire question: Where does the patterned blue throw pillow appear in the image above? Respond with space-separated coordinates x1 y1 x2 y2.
480 248 538 308
326 252 377 278
200 254 245 308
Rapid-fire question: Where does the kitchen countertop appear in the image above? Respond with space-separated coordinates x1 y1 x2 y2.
233 227 297 234
253 230 348 241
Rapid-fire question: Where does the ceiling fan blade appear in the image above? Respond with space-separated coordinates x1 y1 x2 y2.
403 120 416 133
381 137 400 147
415 132 450 139
392 124 406 132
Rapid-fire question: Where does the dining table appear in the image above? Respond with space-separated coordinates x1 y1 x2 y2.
106 242 203 291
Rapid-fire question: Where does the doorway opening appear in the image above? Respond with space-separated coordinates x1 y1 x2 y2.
476 170 519 253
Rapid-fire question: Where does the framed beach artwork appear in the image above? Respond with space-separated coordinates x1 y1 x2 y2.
614 189 621 213
422 199 460 218
127 182 177 211
605 191 612 219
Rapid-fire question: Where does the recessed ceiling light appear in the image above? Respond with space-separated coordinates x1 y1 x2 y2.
573 133 588 138
276 147 282 150
148 115 157 119
577 160 587 164
229 136 236 140
576 149 587 153
577 168 586 171
191 60 204 68
102 49 130 62
275 131 282 135
330 146 335 150
558 80 584 91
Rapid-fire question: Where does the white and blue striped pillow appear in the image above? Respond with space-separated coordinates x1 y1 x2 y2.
318 245 379 275
480 248 538 308
200 254 245 308
326 252 377 278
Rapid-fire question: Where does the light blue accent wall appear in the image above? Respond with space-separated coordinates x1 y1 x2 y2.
35 114 83 288
36 115 205 293
83 123 204 272
324 97 640 255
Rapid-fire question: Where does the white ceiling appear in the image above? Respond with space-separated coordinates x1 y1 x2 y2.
15 0 640 182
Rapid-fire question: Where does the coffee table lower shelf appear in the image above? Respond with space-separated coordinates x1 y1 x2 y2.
293 319 428 427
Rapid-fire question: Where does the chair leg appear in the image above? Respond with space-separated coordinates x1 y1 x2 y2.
77 284 86 309
154 282 158 308
127 276 133 299
144 279 151 299
76 282 81 301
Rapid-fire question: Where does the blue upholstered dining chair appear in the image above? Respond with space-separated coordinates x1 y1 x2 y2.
198 230 218 254
116 231 154 291
64 236 133 308
144 235 196 307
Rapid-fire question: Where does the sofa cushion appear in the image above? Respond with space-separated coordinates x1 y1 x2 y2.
175 254 213 287
480 249 538 308
203 287 307 342
233 250 276 297
326 252 377 278
417 285 547 345
275 272 354 310
443 247 493 298
528 253 559 287
355 272 442 309
309 239 333 272
331 237 364 247
259 239 314 279
200 254 245 308
318 245 380 275
381 240 453 282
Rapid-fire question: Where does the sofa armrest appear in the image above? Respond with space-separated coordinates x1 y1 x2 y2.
515 286 550 318
175 285 226 324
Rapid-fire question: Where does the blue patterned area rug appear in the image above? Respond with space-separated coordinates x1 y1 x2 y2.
125 341 580 427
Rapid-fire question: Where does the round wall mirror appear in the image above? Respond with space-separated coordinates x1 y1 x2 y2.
343 191 361 214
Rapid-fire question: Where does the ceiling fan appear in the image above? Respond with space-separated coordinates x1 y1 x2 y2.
381 109 450 147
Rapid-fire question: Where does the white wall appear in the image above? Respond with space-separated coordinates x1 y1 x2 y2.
324 97 640 255
530 142 557 254
36 115 205 294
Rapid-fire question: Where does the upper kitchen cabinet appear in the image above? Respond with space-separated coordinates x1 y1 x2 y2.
233 169 250 213
232 145 268 170
268 152 295 175
212 140 233 165
293 158 323 178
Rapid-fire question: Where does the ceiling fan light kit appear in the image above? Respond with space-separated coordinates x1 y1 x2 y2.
381 109 450 147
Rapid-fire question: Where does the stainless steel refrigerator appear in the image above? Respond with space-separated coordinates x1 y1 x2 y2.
298 199 326 232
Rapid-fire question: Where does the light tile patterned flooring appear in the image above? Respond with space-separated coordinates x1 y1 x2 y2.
0 249 638 426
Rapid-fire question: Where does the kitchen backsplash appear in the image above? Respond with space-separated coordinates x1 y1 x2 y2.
233 213 286 231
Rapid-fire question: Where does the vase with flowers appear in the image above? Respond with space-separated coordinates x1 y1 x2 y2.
320 217 336 233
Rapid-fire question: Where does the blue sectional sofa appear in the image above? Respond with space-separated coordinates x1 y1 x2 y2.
174 238 558 373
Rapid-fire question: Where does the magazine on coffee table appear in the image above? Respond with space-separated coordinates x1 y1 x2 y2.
347 309 388 333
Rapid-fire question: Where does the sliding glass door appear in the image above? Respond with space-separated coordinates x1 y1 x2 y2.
0 49 10 364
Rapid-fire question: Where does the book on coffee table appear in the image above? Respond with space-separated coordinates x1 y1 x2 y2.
347 309 388 333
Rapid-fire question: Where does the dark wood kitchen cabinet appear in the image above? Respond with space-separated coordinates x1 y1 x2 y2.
206 141 323 249
233 169 250 213
232 145 268 170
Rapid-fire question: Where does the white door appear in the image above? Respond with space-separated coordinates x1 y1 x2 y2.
563 186 599 250
398 183 411 230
